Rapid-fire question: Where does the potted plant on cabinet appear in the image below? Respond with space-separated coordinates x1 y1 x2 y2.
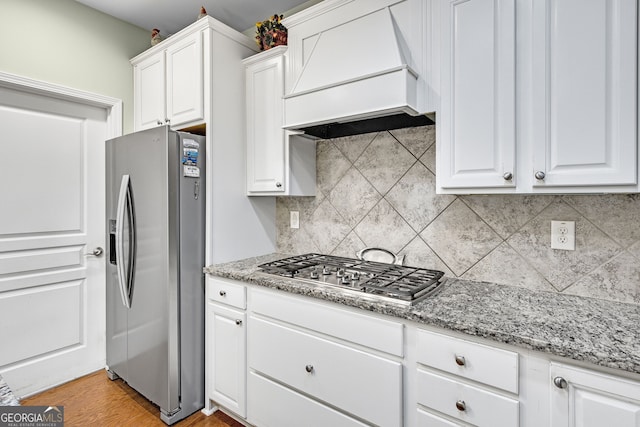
255 14 288 51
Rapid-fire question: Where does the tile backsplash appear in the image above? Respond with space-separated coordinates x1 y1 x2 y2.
276 125 640 305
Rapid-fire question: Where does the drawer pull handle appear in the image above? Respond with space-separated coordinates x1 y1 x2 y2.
235 319 242 326
456 400 466 411
454 355 466 366
219 290 226 297
305 365 314 373
554 376 568 389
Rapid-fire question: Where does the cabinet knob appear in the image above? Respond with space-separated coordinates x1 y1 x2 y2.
235 319 242 326
157 120 163 126
219 290 226 297
553 376 568 389
276 182 282 188
455 400 466 411
535 171 546 180
305 364 314 373
503 172 513 181
454 355 466 366
165 118 170 124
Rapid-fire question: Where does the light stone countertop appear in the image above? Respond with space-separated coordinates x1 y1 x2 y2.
0 373 19 406
204 253 640 376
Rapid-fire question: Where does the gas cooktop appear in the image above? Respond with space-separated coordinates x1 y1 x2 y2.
257 253 445 306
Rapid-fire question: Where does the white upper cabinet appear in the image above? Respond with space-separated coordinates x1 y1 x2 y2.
133 53 166 131
243 46 315 196
529 0 638 189
165 32 204 128
437 0 639 194
132 27 204 131
437 0 516 190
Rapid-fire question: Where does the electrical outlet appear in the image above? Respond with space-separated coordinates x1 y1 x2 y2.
290 211 300 229
551 220 575 250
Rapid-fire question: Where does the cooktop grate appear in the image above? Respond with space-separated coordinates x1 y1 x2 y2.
258 253 445 304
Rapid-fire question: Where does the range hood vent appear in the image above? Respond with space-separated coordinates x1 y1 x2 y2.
283 1 434 137
300 113 434 139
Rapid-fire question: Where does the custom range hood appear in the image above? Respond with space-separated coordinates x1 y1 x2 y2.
282 0 437 139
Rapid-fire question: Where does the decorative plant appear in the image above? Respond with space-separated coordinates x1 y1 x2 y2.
255 14 288 51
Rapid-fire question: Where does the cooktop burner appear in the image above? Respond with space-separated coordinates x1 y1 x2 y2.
258 253 445 306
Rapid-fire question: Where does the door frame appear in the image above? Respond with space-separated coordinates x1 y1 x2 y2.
0 71 123 138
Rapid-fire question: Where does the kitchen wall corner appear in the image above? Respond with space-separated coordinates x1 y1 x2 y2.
276 125 640 306
0 0 150 134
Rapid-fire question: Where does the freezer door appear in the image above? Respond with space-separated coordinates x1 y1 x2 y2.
105 126 179 415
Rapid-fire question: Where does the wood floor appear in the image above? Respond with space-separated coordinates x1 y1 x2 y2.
21 370 244 427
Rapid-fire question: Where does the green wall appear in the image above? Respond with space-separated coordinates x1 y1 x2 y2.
0 0 150 133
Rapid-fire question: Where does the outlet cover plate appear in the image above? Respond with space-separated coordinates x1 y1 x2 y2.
551 220 575 250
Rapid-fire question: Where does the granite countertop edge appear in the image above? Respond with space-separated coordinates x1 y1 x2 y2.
204 253 640 376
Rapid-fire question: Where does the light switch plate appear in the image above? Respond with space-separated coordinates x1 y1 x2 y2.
551 220 575 250
290 211 299 229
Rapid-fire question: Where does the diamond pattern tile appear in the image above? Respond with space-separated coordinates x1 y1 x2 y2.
462 195 556 239
420 199 503 276
275 125 640 306
564 194 640 248
354 132 416 195
301 198 351 254
386 162 455 232
332 132 376 163
389 125 435 158
564 252 640 304
328 168 381 228
463 243 556 292
316 140 351 196
354 199 416 254
507 200 622 291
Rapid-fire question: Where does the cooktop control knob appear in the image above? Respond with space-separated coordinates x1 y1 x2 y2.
351 271 360 281
310 268 319 279
341 274 351 285
322 266 331 275
336 268 345 277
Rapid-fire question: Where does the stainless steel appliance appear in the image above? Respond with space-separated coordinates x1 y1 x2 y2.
105 126 205 425
258 253 445 306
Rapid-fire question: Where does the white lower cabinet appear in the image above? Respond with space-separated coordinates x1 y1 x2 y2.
204 277 640 427
204 277 247 418
415 329 519 427
247 288 404 427
550 362 640 427
248 372 368 427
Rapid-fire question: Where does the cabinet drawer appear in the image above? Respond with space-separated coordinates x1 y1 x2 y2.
251 288 403 356
417 329 518 393
206 276 246 309
417 408 463 427
249 316 403 427
417 369 519 427
248 372 368 427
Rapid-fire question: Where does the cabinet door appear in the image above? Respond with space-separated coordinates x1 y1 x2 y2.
550 362 640 427
165 32 204 127
207 302 246 418
437 0 516 189
134 53 166 131
246 53 286 194
531 0 638 187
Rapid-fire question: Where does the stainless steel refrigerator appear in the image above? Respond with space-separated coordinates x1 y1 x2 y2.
105 126 205 425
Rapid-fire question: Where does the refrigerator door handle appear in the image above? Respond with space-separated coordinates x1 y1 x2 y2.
115 175 136 308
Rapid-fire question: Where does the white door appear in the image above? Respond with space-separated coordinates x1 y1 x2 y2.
0 79 114 397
